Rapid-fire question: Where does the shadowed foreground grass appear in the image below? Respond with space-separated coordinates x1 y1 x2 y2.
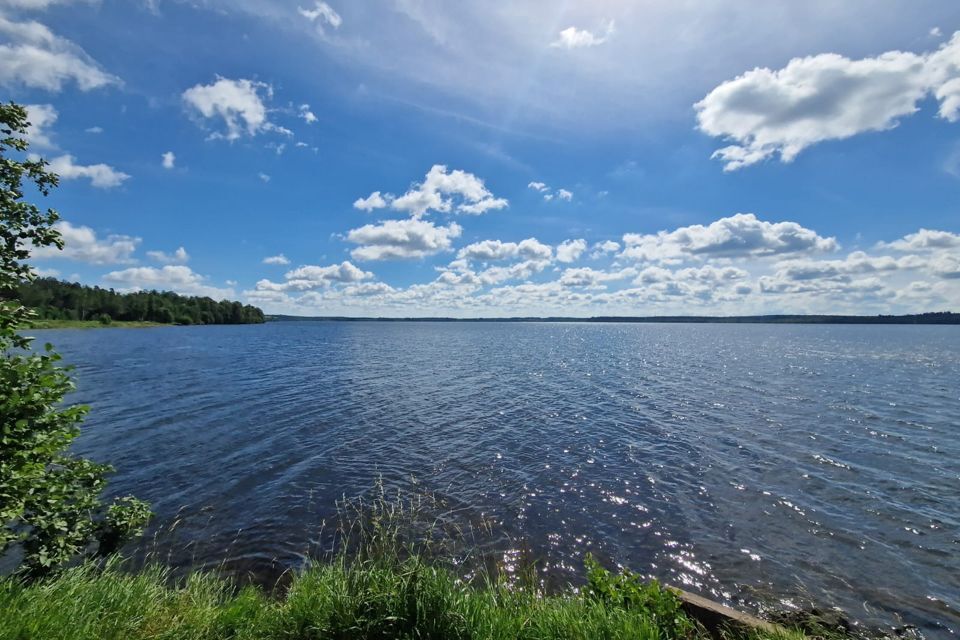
0 556 809 640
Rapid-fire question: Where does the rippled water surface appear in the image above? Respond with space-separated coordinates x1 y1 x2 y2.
40 322 960 636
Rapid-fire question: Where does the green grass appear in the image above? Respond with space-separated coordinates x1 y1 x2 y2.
21 319 170 329
0 557 812 640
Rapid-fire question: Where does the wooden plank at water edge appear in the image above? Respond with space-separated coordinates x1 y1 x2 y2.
669 587 784 638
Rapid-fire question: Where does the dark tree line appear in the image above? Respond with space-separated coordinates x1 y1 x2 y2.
16 277 265 325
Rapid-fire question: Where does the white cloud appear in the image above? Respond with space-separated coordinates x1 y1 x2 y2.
146 246 189 265
931 27 943 38
103 265 235 299
930 253 960 278
459 196 510 215
560 266 636 287
85 126 102 134
388 164 507 217
556 238 587 263
182 76 277 141
0 14 119 92
353 190 389 211
32 220 139 264
878 228 960 251
259 172 271 183
299 103 318 123
45 154 130 188
282 261 373 291
697 32 960 170
254 261 372 293
534 184 572 202
263 254 291 265
591 240 620 258
620 213 837 263
298 1 341 32
24 103 57 148
477 259 551 285
551 20 614 49
347 218 462 261
161 151 175 169
457 237 552 262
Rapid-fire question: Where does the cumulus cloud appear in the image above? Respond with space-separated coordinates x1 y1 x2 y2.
477 259 551 285
298 1 341 32
556 238 586 263
0 14 120 92
620 213 837 263
353 191 389 211
161 151 175 169
556 188 573 201
551 20 615 49
287 262 371 284
878 228 960 251
591 240 620 258
103 265 235 299
697 32 960 170
258 261 372 292
32 220 139 264
23 103 57 148
560 266 636 288
770 252 913 282
346 218 463 261
263 254 291 265
146 246 189 265
527 181 548 191
930 253 960 278
44 154 130 188
183 77 280 141
457 237 552 262
388 164 507 217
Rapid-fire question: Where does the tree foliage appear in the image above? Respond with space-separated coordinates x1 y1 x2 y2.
0 101 150 577
18 278 265 325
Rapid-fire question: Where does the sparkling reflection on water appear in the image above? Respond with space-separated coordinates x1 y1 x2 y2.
38 322 960 637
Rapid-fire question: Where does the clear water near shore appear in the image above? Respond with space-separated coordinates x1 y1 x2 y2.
37 321 960 637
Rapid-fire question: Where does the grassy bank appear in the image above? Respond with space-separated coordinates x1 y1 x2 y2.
21 319 170 329
0 556 806 640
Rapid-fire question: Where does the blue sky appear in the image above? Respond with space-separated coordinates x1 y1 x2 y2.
3 0 960 316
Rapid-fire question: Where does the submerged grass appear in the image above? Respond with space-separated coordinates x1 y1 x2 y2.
0 483 814 640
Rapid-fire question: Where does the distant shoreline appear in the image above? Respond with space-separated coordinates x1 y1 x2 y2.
22 319 171 330
267 312 959 325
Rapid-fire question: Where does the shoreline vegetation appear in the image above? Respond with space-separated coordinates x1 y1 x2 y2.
21 318 170 329
267 311 960 324
16 278 265 326
0 558 809 640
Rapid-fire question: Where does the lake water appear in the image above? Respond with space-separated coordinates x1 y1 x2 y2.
36 321 960 637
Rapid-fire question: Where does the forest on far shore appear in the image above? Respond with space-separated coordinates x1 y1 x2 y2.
16 277 265 325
